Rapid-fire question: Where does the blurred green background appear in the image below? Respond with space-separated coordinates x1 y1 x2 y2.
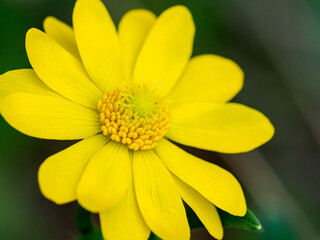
1 0 320 239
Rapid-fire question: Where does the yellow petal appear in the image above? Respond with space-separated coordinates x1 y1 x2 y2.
100 181 150 240
173 175 223 240
133 6 195 96
77 141 131 212
167 54 244 107
155 139 247 216
38 134 108 204
118 9 156 81
0 69 56 102
133 150 190 240
26 28 102 109
43 16 81 59
73 0 123 92
168 103 275 153
0 93 100 140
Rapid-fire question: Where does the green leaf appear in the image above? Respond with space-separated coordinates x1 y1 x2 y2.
148 232 161 240
186 207 263 232
77 229 103 240
76 205 94 235
219 208 263 232
75 205 103 240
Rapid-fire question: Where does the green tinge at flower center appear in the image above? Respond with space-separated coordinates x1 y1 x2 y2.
97 84 172 151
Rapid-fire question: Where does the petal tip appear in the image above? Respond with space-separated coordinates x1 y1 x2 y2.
43 16 56 29
239 203 248 217
76 187 102 213
168 5 192 15
167 5 195 29
26 27 41 39
123 8 156 19
25 28 44 50
38 162 72 205
231 198 247 217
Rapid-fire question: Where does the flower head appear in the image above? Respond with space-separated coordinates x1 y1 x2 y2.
0 0 274 239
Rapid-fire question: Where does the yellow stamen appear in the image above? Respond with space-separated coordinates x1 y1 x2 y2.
98 88 172 150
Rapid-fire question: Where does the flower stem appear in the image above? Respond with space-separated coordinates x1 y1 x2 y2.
76 205 93 235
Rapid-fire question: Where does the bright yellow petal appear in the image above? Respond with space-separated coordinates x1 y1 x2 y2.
0 93 100 140
167 54 244 107
155 139 247 216
73 0 123 92
172 175 223 240
38 134 108 204
26 28 102 109
167 103 275 153
133 6 195 96
0 69 56 103
100 181 150 240
118 9 156 81
43 16 80 59
77 141 131 212
133 150 190 240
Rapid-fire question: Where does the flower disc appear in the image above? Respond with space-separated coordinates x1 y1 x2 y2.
98 84 172 150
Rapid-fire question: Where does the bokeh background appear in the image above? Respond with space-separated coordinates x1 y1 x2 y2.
1 0 320 239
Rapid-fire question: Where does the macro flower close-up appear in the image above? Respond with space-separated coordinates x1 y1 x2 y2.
0 0 276 239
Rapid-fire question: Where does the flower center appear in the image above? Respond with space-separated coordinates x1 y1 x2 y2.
97 84 172 150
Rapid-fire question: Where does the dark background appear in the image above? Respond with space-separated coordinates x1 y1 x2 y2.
1 0 320 239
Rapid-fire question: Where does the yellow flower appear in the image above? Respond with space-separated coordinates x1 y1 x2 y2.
0 0 274 239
